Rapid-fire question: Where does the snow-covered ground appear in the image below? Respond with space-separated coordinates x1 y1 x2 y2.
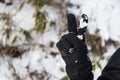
0 0 120 80
68 0 120 42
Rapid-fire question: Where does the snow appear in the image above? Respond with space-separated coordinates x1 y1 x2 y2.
0 0 120 80
12 3 35 31
68 0 120 41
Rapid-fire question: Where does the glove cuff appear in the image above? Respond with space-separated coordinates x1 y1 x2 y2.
66 61 93 79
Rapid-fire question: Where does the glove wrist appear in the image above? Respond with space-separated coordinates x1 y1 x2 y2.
66 61 93 79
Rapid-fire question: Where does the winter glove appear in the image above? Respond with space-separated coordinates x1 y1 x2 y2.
98 48 120 80
56 13 93 80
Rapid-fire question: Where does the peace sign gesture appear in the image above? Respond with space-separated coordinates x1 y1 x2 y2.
56 13 93 79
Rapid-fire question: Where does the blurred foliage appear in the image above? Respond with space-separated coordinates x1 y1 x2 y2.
86 28 119 70
23 30 32 40
12 36 17 44
50 21 56 26
86 29 119 56
97 60 102 70
0 12 32 45
33 10 47 34
0 0 13 5
0 0 5 3
29 70 50 80
0 13 13 43
4 29 11 40
0 45 26 58
0 13 8 20
61 76 69 80
28 0 52 8
19 2 25 10
86 29 105 56
105 39 119 47
92 64 96 71
0 13 11 25
0 0 61 58
92 59 102 71
28 0 65 8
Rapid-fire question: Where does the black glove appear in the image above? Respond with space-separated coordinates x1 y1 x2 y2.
57 33 93 80
56 13 93 80
57 33 88 64
98 48 120 80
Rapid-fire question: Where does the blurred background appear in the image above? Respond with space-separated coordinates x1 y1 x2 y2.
0 0 120 80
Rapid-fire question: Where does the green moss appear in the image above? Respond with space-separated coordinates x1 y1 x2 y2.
61 76 69 80
33 11 46 34
28 0 52 8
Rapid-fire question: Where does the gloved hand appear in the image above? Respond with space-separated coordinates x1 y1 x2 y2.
57 33 93 80
56 14 93 80
57 33 88 65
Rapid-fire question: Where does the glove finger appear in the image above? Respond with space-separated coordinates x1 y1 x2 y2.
57 37 72 51
77 27 87 35
61 38 72 50
67 13 77 35
62 33 83 47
